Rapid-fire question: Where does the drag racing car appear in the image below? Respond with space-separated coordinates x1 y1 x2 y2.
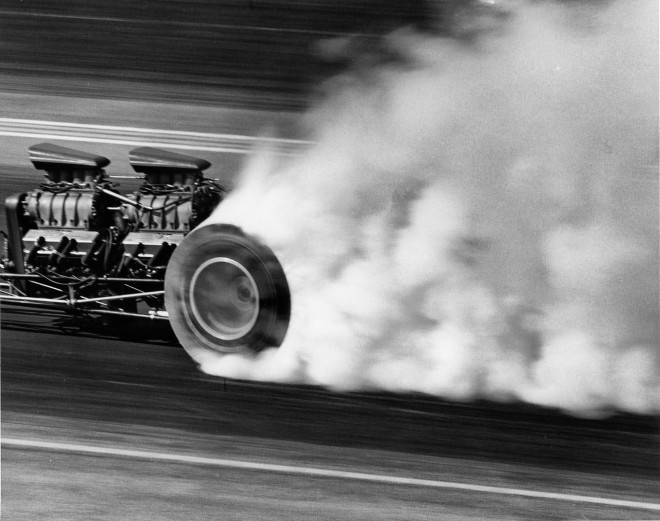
0 143 291 363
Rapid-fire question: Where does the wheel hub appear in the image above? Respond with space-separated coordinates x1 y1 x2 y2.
189 257 260 340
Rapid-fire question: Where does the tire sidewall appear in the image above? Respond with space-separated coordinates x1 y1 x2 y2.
165 224 290 357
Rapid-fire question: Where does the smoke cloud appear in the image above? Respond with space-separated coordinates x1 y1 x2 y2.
201 0 659 415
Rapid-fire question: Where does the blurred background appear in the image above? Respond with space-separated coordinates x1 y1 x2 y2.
0 0 452 109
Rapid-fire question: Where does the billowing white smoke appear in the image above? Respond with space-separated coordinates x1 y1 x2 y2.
202 0 659 415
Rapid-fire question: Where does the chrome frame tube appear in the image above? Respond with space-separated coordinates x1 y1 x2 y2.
0 290 164 305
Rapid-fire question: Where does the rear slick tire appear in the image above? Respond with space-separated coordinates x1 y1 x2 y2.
164 224 290 363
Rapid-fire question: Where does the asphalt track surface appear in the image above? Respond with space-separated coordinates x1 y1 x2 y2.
3 304 660 520
2 4 659 520
0 0 436 110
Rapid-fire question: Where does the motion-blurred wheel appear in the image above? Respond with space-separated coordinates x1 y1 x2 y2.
165 224 290 362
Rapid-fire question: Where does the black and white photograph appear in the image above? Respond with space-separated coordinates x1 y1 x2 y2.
0 0 658 519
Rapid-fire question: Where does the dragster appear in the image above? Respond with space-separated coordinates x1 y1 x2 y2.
0 143 291 363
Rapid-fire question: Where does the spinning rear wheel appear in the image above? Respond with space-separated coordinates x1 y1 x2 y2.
164 224 290 362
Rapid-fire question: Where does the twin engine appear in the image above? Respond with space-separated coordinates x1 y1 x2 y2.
6 143 226 280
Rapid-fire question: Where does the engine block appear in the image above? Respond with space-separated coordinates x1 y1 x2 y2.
26 188 98 229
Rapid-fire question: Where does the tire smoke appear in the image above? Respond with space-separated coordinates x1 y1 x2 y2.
202 0 658 415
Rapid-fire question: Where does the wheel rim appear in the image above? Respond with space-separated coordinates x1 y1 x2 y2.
189 257 260 341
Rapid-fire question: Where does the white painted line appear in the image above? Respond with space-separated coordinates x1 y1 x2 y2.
0 118 310 144
0 132 257 154
3 437 659 511
0 118 313 155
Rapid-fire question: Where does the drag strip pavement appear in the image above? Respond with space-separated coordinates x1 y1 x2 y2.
4 437 660 512
0 118 312 155
3 301 659 520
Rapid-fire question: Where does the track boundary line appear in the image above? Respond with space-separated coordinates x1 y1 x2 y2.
3 437 660 511
0 118 309 144
0 132 269 154
0 118 311 155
